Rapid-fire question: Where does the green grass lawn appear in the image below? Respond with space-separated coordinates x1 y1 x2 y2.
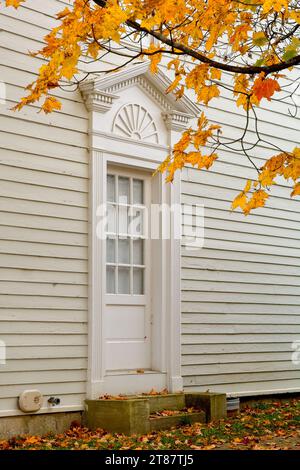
1 398 299 450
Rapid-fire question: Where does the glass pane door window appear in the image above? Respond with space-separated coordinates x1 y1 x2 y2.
106 172 146 295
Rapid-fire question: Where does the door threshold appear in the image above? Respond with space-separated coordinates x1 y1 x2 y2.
102 371 167 395
106 369 161 376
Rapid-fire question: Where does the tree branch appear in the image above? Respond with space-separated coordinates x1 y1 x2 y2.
93 0 300 75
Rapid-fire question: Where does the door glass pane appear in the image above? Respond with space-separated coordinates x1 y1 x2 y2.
118 177 130 204
133 268 144 295
106 237 116 263
106 266 116 294
118 238 130 264
133 239 143 265
133 179 143 205
107 175 115 202
107 204 116 233
118 267 130 294
106 171 148 295
131 207 144 237
119 206 129 235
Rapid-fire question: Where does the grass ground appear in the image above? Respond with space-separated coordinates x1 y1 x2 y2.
0 398 299 450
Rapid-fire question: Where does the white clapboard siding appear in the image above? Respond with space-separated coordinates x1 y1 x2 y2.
1 335 88 347
1 394 86 417
0 1 89 416
0 212 87 233
0 383 86 402
181 144 300 395
0 254 87 273
0 180 88 207
0 269 87 284
3 81 87 119
0 197 88 221
0 116 87 148
182 342 295 354
1 309 87 323
6 345 88 360
0 166 88 192
0 226 87 246
0 281 87 298
184 380 300 396
0 149 89 176
0 295 87 310
0 240 87 259
5 358 87 372
183 370 300 387
0 370 86 389
182 246 300 267
182 193 300 225
182 352 296 365
0 131 87 163
182 269 300 286
163 61 300 397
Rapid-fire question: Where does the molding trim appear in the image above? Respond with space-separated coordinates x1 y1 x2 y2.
81 82 119 113
106 75 172 113
91 129 168 151
112 103 159 143
162 111 194 132
80 62 199 128
87 150 106 399
0 405 84 418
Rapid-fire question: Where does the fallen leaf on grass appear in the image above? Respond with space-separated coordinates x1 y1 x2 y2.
202 444 216 450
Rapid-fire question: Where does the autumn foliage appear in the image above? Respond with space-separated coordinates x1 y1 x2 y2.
0 399 299 450
2 0 300 213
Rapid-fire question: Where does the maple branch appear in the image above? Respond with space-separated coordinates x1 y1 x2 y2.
92 0 300 75
272 23 300 46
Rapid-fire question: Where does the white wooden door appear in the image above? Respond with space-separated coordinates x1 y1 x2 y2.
104 167 151 371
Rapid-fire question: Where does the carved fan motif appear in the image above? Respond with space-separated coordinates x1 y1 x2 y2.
113 104 159 143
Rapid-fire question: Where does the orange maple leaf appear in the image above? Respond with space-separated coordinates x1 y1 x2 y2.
252 75 281 101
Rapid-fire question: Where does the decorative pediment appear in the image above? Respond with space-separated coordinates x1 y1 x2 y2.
113 103 159 143
80 62 198 132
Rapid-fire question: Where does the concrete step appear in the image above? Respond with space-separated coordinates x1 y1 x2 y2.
149 410 206 431
137 393 185 413
85 392 226 435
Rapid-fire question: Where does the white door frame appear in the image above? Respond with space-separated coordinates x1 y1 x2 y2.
81 64 198 398
87 145 182 397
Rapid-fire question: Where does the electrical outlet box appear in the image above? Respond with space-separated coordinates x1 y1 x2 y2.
18 389 43 413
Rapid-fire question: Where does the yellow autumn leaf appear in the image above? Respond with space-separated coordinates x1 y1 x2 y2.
244 189 269 215
231 192 247 211
197 85 220 105
41 97 62 114
166 75 182 94
5 0 24 8
290 10 300 24
291 182 300 197
87 42 100 60
145 44 162 74
210 68 222 80
252 32 267 47
262 0 289 14
258 171 276 187
243 179 252 193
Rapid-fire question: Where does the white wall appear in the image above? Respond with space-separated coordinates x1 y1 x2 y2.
0 0 89 416
180 73 300 396
0 0 299 418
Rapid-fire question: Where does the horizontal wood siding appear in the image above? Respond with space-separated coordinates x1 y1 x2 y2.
0 0 89 416
181 82 300 396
